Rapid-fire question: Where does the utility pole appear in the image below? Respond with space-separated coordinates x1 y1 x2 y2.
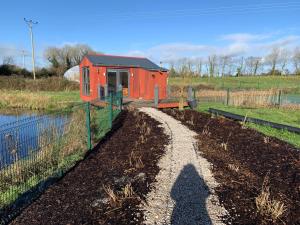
24 18 38 80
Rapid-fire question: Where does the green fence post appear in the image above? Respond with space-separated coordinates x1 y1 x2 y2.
109 93 113 128
120 90 123 110
85 102 92 150
226 88 230 106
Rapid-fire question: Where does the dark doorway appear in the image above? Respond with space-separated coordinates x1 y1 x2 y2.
107 71 117 94
120 71 129 97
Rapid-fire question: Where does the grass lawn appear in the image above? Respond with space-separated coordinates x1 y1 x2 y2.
169 76 300 91
0 90 81 111
197 102 300 148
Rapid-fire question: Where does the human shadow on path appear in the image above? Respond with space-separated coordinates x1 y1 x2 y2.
170 164 212 225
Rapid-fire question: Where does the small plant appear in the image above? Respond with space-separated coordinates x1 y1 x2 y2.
255 176 286 222
122 183 134 198
139 134 146 144
202 128 211 136
129 151 144 169
228 163 239 172
240 113 248 129
263 136 270 144
135 156 144 169
103 185 119 206
145 127 151 136
220 142 228 151
187 115 194 126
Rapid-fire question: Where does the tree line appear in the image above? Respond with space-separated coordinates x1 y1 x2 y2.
0 44 95 78
168 47 300 77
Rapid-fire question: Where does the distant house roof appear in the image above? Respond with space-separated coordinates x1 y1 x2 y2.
86 54 168 71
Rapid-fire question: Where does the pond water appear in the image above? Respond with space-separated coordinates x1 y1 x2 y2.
282 94 300 104
0 111 69 169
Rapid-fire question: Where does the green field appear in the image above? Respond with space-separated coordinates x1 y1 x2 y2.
0 90 81 111
169 76 300 91
197 102 300 148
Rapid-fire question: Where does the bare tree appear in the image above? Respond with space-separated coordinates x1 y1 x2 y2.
245 56 262 76
235 56 245 76
44 44 94 76
70 44 93 65
278 49 290 75
196 58 203 77
292 47 300 75
2 56 15 65
220 55 231 77
266 47 280 76
208 55 217 77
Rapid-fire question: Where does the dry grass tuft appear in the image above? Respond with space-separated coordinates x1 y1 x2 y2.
129 151 144 169
103 185 119 206
228 163 239 172
255 176 286 222
263 136 270 144
220 142 228 151
122 183 134 198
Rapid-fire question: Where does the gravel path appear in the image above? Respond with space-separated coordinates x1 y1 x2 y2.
139 108 227 225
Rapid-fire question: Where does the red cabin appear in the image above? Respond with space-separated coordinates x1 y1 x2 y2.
80 54 168 102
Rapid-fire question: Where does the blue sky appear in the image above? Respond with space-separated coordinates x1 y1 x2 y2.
0 0 300 68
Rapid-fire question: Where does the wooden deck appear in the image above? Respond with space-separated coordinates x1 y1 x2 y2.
90 97 189 109
124 98 189 109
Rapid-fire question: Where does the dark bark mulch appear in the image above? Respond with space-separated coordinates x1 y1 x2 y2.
163 109 300 225
11 110 169 225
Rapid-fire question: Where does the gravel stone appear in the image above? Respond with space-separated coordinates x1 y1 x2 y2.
139 108 227 225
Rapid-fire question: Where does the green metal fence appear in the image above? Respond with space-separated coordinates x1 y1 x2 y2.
0 91 122 224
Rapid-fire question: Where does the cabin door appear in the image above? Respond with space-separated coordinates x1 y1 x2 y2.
107 69 130 96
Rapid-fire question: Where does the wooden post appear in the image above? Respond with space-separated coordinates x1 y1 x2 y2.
278 90 282 107
188 86 193 101
154 85 159 107
226 88 230 106
104 84 108 98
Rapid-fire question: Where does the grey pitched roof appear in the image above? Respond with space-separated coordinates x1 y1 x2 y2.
86 54 168 71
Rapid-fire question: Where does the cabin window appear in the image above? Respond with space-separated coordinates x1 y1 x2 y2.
82 67 90 96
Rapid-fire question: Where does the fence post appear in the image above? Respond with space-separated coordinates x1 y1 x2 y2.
277 90 282 107
188 86 193 101
226 88 230 106
109 93 113 128
193 89 196 99
85 102 92 150
154 85 159 107
117 84 123 110
104 84 108 98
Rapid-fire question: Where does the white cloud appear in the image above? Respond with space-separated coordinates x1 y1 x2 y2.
220 33 271 42
127 32 300 63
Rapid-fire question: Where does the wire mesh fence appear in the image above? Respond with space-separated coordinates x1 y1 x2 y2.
0 91 122 222
168 85 299 108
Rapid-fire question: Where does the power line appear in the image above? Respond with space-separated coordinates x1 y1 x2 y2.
24 18 38 80
91 2 300 21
